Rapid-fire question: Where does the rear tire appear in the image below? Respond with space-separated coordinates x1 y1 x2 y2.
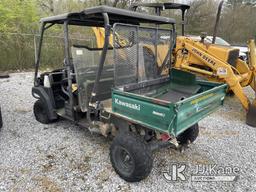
33 100 52 124
177 123 199 145
110 132 153 182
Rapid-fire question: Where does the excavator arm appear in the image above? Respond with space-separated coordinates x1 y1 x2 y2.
174 37 256 126
174 37 251 110
248 40 256 91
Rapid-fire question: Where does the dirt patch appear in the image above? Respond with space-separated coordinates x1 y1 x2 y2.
33 176 62 192
170 150 213 165
69 155 91 173
42 154 56 173
14 107 31 114
96 169 110 182
8 129 21 138
200 127 240 139
42 161 56 173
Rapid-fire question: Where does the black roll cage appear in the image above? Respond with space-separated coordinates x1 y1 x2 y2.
34 6 176 116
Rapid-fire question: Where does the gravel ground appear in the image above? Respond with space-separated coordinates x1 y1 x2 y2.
0 72 256 192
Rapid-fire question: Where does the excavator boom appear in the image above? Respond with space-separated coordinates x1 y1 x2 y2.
174 36 256 126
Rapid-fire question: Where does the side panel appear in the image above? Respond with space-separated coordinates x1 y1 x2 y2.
112 90 175 134
174 84 227 136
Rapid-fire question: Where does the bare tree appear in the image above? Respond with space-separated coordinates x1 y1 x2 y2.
186 0 219 35
219 1 256 44
37 0 55 14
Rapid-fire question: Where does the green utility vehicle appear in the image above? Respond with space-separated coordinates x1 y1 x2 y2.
32 6 227 182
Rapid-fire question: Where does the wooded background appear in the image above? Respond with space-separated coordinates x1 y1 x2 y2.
0 0 255 71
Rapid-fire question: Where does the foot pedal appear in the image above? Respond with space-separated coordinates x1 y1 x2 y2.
246 104 256 127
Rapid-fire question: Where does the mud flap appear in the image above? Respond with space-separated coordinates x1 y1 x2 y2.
246 104 256 127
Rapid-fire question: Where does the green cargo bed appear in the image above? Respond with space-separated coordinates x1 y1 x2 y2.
110 69 227 137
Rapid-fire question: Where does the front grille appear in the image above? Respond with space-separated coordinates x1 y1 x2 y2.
227 49 239 67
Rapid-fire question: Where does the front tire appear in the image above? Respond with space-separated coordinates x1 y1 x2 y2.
33 100 52 124
110 132 153 182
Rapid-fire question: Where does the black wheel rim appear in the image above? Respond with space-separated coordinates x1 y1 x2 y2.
114 146 135 176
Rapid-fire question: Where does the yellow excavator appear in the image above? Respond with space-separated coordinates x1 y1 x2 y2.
91 1 256 127
174 35 256 126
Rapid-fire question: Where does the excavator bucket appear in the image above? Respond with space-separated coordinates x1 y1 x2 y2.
248 39 256 68
246 103 256 127
246 40 256 127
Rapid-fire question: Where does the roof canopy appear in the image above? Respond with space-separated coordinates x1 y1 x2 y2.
40 6 175 27
131 3 190 11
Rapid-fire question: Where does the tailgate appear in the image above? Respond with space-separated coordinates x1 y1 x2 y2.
173 83 227 136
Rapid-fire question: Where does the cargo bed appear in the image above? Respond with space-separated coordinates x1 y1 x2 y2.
110 69 227 136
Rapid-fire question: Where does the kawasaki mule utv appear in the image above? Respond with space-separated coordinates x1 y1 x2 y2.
32 6 227 182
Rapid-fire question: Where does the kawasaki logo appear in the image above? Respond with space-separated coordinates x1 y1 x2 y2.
114 98 141 111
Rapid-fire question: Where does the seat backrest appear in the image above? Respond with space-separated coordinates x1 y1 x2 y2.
71 45 115 111
84 77 114 103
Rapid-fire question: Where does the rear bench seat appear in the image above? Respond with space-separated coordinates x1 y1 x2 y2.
83 77 114 103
